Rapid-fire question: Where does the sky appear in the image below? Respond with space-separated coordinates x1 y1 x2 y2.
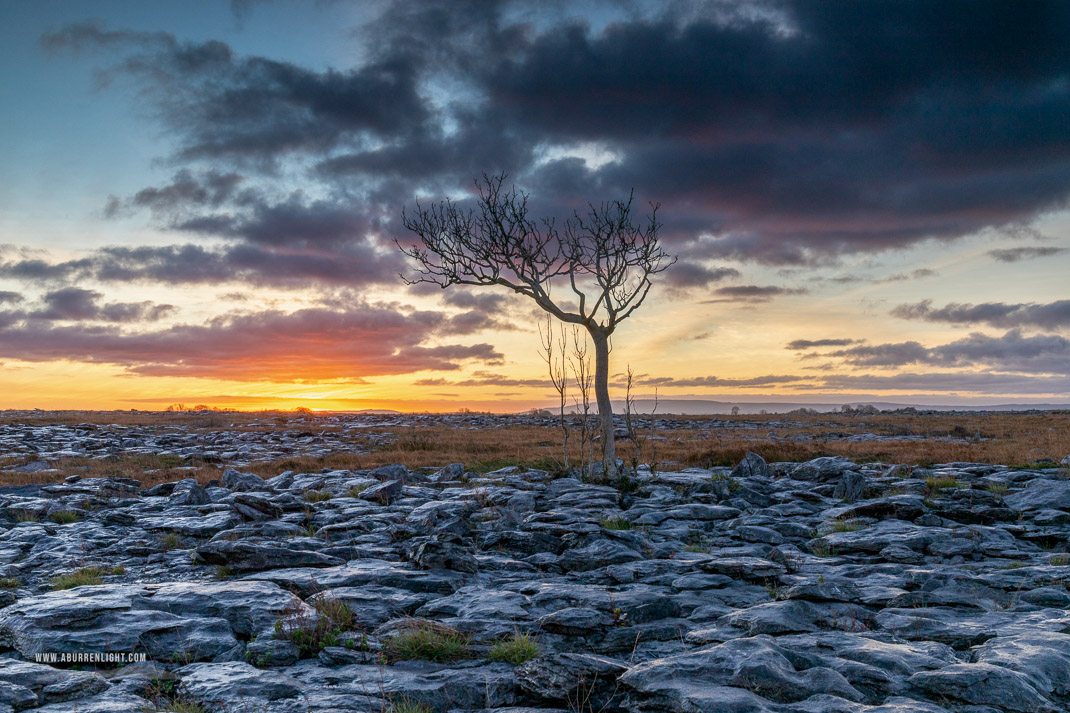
1 0 1069 412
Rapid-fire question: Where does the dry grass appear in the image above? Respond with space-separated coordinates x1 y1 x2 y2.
2 411 1068 488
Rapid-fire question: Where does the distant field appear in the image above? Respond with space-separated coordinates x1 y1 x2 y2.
1 409 1068 488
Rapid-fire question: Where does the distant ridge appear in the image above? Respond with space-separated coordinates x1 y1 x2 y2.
558 399 1070 415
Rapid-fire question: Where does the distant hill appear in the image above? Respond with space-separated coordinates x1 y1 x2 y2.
559 399 1070 415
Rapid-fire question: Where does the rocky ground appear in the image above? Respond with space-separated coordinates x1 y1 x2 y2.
0 443 1069 712
0 410 980 470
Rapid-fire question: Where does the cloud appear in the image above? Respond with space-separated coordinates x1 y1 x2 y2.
0 291 23 304
665 263 741 289
704 285 807 302
786 338 859 350
639 374 808 387
892 299 1070 330
415 371 551 388
41 21 431 165
987 246 1068 263
829 329 1070 374
39 1 1070 272
16 287 175 323
806 372 1070 396
0 241 404 289
0 304 503 382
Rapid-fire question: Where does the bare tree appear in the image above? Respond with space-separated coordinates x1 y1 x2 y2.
397 173 675 478
571 329 594 475
539 315 569 471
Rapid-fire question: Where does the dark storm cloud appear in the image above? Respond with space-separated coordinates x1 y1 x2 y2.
477 1 1070 259
42 1 1070 272
0 304 503 381
786 338 859 350
987 246 1068 263
829 330 1070 374
892 299 1070 330
0 292 23 304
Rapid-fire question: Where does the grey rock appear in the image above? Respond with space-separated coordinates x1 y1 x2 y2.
1005 478 1070 512
358 479 403 504
791 457 859 482
0 586 238 661
194 541 344 572
909 663 1057 713
834 470 867 502
515 653 627 702
169 478 210 506
222 468 269 492
26 690 155 713
245 637 301 667
140 580 311 637
0 659 107 707
177 661 304 703
732 451 772 479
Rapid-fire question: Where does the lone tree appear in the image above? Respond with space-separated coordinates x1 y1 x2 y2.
397 173 675 478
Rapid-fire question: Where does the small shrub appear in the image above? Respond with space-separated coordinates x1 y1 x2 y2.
300 524 319 538
599 516 632 531
214 565 233 580
109 565 125 575
488 632 538 665
273 599 358 657
0 577 19 588
346 484 370 498
986 483 1009 496
303 489 333 503
1050 554 1069 566
159 532 182 551
381 621 470 663
49 511 82 524
52 566 105 590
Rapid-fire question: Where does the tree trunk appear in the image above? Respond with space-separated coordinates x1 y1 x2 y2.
590 327 616 479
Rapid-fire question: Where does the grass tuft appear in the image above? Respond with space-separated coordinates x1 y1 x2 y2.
51 566 105 590
381 620 471 663
925 475 964 493
488 632 538 665
599 516 632 530
388 700 433 713
303 489 333 503
49 511 82 524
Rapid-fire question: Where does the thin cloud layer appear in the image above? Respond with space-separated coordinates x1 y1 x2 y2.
828 330 1070 375
892 300 1070 330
